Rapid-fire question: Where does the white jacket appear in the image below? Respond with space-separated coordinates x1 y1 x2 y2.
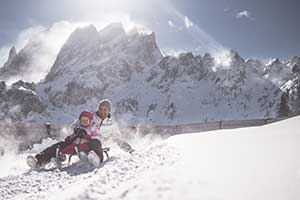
92 112 122 141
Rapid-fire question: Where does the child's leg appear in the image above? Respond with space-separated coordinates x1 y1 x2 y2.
88 139 103 162
35 141 68 165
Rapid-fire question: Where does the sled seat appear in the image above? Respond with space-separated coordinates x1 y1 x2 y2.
63 146 110 165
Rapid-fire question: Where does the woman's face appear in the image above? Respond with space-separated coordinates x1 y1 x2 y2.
80 116 90 127
98 105 109 120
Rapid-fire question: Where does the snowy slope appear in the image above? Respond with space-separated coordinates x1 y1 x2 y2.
1 115 299 200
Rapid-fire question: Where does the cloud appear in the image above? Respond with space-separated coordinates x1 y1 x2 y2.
168 20 175 28
236 10 255 20
0 15 143 84
213 49 233 70
0 21 89 83
0 26 45 68
161 47 187 57
184 16 194 28
0 46 10 68
0 1 143 83
1 0 228 82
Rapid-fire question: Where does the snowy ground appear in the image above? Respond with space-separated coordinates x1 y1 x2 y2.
1 116 300 200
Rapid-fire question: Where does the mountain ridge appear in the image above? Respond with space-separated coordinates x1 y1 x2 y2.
0 23 299 125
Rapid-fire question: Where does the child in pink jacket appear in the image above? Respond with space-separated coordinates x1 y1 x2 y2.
27 111 103 169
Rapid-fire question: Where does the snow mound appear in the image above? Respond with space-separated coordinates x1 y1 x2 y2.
0 116 300 200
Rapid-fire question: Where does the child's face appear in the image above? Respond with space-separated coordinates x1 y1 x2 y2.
80 116 90 127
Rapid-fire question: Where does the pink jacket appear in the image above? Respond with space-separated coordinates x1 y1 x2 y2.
65 123 99 145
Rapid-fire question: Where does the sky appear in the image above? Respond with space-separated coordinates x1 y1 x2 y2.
0 0 299 66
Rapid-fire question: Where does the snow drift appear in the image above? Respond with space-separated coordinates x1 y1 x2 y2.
0 115 299 200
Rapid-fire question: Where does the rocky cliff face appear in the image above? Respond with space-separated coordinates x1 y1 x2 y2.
0 80 45 121
280 60 300 117
138 50 281 124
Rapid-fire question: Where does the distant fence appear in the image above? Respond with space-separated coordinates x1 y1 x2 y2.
132 116 293 136
0 122 63 151
0 115 298 152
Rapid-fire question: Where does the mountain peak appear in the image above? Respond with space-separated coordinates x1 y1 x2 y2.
203 53 212 60
1 46 17 68
270 58 282 65
99 22 126 42
68 24 98 42
229 49 244 62
78 24 97 33
288 56 300 67
292 63 300 74
245 58 255 64
179 52 194 60
101 22 124 31
81 24 98 32
8 46 17 59
246 58 264 66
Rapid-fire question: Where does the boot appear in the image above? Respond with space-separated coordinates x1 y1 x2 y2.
87 151 100 167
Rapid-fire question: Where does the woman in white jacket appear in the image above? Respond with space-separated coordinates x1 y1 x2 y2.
94 99 135 153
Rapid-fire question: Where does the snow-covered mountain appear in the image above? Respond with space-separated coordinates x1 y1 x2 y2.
35 23 282 125
0 23 298 125
35 23 163 124
136 50 282 124
263 58 294 87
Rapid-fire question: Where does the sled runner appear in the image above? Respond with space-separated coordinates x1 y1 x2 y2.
27 145 110 170
58 145 110 166
53 143 110 168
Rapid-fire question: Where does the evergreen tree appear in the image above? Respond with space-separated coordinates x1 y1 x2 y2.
278 93 292 117
295 84 300 114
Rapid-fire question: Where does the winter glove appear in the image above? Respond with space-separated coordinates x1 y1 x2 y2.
64 136 71 144
75 128 88 139
65 135 76 144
